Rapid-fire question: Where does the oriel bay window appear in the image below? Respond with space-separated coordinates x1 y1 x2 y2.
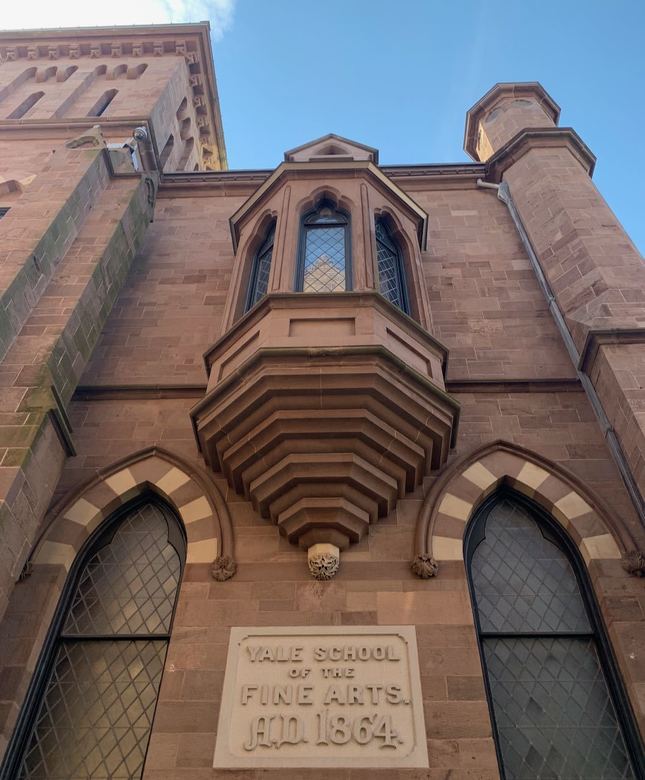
297 201 350 293
8 499 185 780
466 491 641 780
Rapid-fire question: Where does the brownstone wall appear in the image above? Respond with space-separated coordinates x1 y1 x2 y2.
145 536 499 779
36 177 638 774
81 194 244 385
0 138 57 194
0 58 194 167
1 122 643 776
413 186 575 380
80 184 577 387
0 59 169 121
588 342 645 498
503 147 645 352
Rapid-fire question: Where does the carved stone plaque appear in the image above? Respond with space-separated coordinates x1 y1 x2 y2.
213 626 428 769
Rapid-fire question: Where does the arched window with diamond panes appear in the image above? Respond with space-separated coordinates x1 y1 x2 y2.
10 498 185 780
466 491 642 780
375 218 408 313
297 201 350 293
245 221 275 311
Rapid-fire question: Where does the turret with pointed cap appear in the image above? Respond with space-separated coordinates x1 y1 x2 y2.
464 82 560 162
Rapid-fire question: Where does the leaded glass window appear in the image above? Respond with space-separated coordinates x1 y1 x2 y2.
297 202 350 293
14 500 184 780
246 223 275 311
375 219 408 313
467 494 639 780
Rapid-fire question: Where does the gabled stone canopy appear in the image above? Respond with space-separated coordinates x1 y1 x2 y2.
284 133 379 164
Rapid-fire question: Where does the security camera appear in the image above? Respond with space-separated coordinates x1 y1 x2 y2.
133 126 148 142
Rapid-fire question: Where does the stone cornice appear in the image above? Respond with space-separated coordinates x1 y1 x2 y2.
486 127 596 181
202 291 451 376
227 161 429 252
384 163 487 179
158 162 486 190
70 377 582 401
578 328 645 373
0 22 226 170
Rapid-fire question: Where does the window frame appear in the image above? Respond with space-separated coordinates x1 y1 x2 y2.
245 220 276 312
464 487 645 780
295 201 352 293
374 217 410 314
1 494 186 779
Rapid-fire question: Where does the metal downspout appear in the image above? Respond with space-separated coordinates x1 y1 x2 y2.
477 178 645 525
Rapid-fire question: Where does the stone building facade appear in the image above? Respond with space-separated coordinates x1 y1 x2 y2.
0 21 643 780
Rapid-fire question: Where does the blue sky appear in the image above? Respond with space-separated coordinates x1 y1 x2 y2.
213 0 645 254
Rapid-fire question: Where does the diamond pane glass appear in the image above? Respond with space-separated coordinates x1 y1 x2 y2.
376 222 405 310
471 497 590 633
247 227 274 309
252 249 271 303
484 637 635 779
63 503 181 636
303 226 346 292
18 640 166 780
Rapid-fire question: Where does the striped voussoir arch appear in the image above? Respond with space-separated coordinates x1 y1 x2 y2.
28 446 236 580
412 440 644 578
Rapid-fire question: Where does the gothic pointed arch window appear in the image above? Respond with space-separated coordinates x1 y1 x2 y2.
9 498 185 780
297 200 350 293
375 218 408 313
245 221 275 311
466 491 641 780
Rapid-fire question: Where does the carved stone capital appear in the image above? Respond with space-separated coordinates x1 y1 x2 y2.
307 543 340 580
411 553 439 579
211 555 237 581
622 550 645 577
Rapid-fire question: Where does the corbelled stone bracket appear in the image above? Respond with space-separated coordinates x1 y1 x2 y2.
192 292 459 578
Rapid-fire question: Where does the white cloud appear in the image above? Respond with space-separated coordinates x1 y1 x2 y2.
0 0 236 40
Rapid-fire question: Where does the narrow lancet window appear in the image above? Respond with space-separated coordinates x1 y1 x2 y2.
298 201 350 293
87 89 117 117
467 492 639 779
7 91 44 119
375 219 408 313
13 499 184 780
159 133 174 169
246 223 275 310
